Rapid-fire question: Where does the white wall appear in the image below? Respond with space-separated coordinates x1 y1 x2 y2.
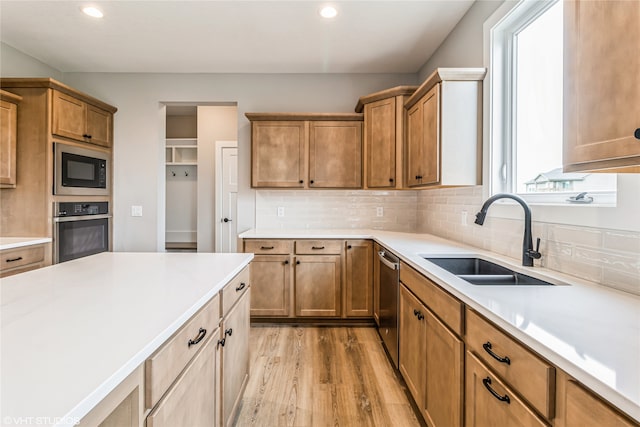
59 72 417 251
1 42 64 80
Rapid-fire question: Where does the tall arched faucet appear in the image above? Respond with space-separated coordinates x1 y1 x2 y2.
474 193 542 267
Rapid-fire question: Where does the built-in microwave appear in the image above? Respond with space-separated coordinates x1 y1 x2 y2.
54 143 109 196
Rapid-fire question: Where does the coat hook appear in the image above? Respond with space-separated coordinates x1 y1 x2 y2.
185 170 189 177
171 170 176 177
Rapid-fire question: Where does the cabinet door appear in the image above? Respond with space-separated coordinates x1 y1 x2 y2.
147 334 218 427
251 121 307 187
399 284 426 406
372 242 381 326
564 380 636 427
424 309 463 427
52 91 86 141
250 255 291 317
563 0 640 172
406 85 440 187
86 104 112 147
222 290 250 426
465 351 547 427
295 255 341 317
309 121 362 188
345 240 373 317
365 98 396 188
0 99 17 188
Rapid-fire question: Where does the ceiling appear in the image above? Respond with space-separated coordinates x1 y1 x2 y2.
0 1 474 74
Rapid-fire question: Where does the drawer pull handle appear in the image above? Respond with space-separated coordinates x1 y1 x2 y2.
483 342 511 365
225 328 233 337
482 377 510 404
6 257 23 263
236 282 246 292
188 328 207 348
312 246 325 250
261 246 274 250
217 338 226 348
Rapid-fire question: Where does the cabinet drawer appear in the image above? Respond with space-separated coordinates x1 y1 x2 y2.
244 239 293 255
222 266 251 317
466 309 555 419
0 245 45 272
295 240 343 255
466 351 548 427
399 262 463 335
145 294 220 409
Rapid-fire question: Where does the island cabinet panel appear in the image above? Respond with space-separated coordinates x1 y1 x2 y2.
52 90 113 147
249 254 291 317
0 243 47 278
465 351 548 427
563 0 640 172
250 121 307 188
308 120 362 188
0 90 21 188
295 254 341 317
147 335 218 427
344 240 373 317
221 286 250 427
466 308 555 420
562 379 638 427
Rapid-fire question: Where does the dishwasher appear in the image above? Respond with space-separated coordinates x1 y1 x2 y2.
377 249 400 368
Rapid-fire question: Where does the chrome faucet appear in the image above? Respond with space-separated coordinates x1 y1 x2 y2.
474 193 542 267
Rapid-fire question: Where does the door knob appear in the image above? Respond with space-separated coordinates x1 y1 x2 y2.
222 218 232 223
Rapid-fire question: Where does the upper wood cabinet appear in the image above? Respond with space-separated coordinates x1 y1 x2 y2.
0 90 21 189
52 90 113 147
563 0 640 172
356 86 417 189
247 113 363 189
404 68 486 188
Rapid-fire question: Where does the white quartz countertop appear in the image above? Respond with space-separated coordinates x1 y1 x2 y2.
0 237 52 251
240 229 640 422
1 252 253 427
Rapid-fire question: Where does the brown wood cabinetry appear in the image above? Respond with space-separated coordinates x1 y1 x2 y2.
52 90 113 148
404 68 486 188
0 90 21 188
344 240 373 317
563 0 640 172
295 254 342 317
0 243 49 278
562 378 638 427
356 86 417 189
247 113 363 189
244 239 292 317
399 284 427 407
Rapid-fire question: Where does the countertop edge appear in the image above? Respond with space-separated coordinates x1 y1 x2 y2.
0 237 52 251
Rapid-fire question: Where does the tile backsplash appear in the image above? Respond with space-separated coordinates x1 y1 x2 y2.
255 187 639 296
417 187 640 296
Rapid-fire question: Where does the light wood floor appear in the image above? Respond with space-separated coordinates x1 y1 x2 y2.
233 326 423 427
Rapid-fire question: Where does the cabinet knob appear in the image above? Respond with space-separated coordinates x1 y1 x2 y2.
389 178 394 183
296 260 300 265
635 128 640 139
299 180 304 184
310 180 314 184
284 260 289 265
347 245 352 249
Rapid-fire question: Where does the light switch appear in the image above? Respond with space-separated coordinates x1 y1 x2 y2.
277 207 285 217
131 205 143 217
376 207 384 217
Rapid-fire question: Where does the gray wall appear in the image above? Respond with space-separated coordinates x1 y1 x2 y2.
1 43 64 80
417 0 506 80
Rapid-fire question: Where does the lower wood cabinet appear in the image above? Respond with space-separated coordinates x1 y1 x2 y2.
250 254 291 317
399 284 427 404
344 240 373 317
562 378 637 427
466 351 547 427
295 254 341 317
0 243 49 278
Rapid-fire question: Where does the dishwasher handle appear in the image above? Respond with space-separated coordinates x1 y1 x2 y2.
378 251 399 270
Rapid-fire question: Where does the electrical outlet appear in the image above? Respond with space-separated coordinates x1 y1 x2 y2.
461 210 468 226
376 207 384 217
277 207 285 217
131 205 143 217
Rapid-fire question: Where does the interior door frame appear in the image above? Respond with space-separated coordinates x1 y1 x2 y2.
215 140 238 252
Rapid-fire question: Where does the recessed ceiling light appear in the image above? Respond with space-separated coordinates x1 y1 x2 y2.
319 6 338 19
82 6 104 18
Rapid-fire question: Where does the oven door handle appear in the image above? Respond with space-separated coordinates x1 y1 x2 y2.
54 214 112 222
378 251 399 271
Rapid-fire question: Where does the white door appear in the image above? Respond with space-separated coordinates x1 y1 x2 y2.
217 145 238 252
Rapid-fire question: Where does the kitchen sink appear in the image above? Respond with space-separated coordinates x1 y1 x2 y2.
423 257 557 286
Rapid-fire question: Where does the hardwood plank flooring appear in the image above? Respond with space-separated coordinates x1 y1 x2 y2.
233 326 422 427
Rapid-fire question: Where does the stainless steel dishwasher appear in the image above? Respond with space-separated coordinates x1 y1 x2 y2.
377 249 400 368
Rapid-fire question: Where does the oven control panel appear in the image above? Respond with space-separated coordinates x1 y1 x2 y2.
56 202 109 217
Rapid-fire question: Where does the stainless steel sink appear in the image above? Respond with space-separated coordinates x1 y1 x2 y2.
424 257 557 286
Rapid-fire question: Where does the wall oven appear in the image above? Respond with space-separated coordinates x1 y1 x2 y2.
54 202 111 264
54 142 109 196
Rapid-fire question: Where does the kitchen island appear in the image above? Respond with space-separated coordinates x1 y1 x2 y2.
240 229 640 424
1 251 253 427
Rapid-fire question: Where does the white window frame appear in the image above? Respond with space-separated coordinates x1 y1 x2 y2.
482 0 639 232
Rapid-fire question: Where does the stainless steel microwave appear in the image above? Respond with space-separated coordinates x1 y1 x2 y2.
54 143 109 196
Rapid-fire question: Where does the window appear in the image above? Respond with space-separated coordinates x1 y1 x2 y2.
489 0 616 205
